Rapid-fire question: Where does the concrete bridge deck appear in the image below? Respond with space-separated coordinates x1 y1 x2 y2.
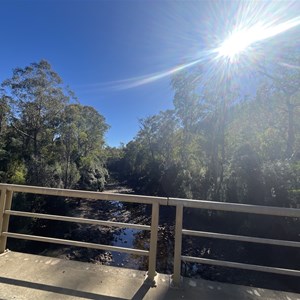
0 251 299 300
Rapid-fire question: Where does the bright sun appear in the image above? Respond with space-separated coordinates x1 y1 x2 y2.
217 16 300 62
217 27 260 61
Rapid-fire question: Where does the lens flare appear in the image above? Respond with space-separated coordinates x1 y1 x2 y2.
217 16 300 62
77 55 210 91
78 2 300 93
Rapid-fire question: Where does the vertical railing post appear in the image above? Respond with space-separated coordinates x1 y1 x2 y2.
0 189 13 253
172 204 183 287
147 201 159 284
0 188 7 242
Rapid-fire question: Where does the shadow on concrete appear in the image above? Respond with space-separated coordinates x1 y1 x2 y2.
0 276 126 300
131 283 151 300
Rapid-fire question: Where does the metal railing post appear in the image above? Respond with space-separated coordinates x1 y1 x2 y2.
172 204 183 287
147 202 159 284
0 189 13 253
0 188 7 241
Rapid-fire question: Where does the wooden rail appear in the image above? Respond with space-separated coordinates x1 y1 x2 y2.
1 183 300 287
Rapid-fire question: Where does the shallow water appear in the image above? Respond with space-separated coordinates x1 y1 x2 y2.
111 228 141 267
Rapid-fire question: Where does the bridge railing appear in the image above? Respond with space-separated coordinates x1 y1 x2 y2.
1 183 300 286
169 197 300 285
0 183 167 283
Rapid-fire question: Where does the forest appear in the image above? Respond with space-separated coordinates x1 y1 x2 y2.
0 58 300 291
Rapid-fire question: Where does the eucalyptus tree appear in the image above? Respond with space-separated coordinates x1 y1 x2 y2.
2 60 70 186
0 93 9 181
257 50 300 158
59 104 109 190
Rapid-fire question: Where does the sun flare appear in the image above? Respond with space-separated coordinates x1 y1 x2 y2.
217 25 262 61
217 16 300 62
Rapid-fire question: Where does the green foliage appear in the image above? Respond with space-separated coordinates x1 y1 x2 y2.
7 161 27 184
1 61 109 190
113 60 299 209
58 104 109 190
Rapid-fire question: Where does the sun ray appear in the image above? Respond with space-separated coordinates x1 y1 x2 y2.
216 16 300 62
78 2 300 92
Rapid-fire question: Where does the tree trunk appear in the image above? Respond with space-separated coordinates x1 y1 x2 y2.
286 100 295 158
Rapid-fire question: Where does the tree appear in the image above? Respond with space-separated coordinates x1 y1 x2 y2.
257 50 300 158
0 93 10 181
1 60 109 190
59 104 109 190
2 60 70 186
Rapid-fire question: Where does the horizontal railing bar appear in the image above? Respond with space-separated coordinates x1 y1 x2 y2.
5 210 151 230
181 256 300 277
1 184 300 218
0 183 167 205
3 232 149 256
168 198 300 217
182 230 300 248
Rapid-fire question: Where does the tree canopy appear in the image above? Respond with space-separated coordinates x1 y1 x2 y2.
114 60 300 208
0 60 109 190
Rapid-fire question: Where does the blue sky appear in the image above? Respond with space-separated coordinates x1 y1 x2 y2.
1 1 299 146
1 0 212 146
